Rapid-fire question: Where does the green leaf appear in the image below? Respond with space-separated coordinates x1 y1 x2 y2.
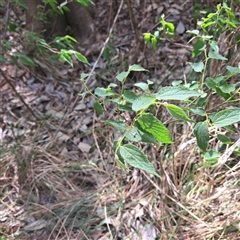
192 38 206 57
226 65 240 74
118 104 133 112
74 51 89 65
211 108 240 127
103 120 126 132
75 0 93 6
213 75 225 84
205 77 217 89
59 52 73 67
204 151 219 167
172 80 182 86
155 86 201 100
116 71 129 82
124 90 138 103
219 83 235 93
151 37 157 51
14 53 37 67
165 104 194 122
208 50 228 61
129 64 148 72
144 33 151 44
115 154 128 170
136 113 172 143
217 134 233 144
188 62 204 72
187 107 205 116
94 87 118 97
0 55 7 62
187 29 199 35
119 144 160 177
17 0 28 9
11 56 19 67
165 22 175 35
194 122 209 152
132 95 156 112
93 102 103 115
113 141 128 170
209 41 219 52
134 82 149 91
215 87 231 100
125 126 158 144
208 48 227 60
80 73 90 80
108 83 118 88
8 23 18 32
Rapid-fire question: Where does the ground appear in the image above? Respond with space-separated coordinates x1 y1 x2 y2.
0 0 240 239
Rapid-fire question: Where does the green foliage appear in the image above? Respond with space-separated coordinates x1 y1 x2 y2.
88 3 240 176
0 0 90 69
144 15 174 51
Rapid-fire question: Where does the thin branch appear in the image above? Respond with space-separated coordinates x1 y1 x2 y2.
0 68 39 120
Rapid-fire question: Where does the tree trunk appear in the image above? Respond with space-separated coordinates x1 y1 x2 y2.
24 0 93 41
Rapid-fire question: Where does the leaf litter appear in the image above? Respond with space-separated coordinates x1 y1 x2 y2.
0 0 240 239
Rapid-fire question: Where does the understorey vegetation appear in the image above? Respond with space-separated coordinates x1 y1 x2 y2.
0 0 239 239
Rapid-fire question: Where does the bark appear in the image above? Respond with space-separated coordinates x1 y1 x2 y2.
24 0 93 41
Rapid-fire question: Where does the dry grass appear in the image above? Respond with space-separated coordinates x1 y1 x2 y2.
1 1 240 240
1 100 239 240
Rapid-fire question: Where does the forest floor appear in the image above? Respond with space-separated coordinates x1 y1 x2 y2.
0 0 240 239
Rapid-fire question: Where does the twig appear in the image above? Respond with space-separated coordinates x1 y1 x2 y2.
143 171 210 227
0 68 39 120
54 0 124 137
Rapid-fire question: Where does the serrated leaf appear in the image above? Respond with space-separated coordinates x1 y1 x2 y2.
188 62 204 72
119 144 160 177
165 104 194 122
125 126 158 144
132 95 156 111
124 90 138 103
116 71 129 82
94 87 118 97
129 64 148 72
93 102 103 115
136 113 172 143
194 122 209 152
211 108 240 127
155 86 201 100
217 134 233 144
